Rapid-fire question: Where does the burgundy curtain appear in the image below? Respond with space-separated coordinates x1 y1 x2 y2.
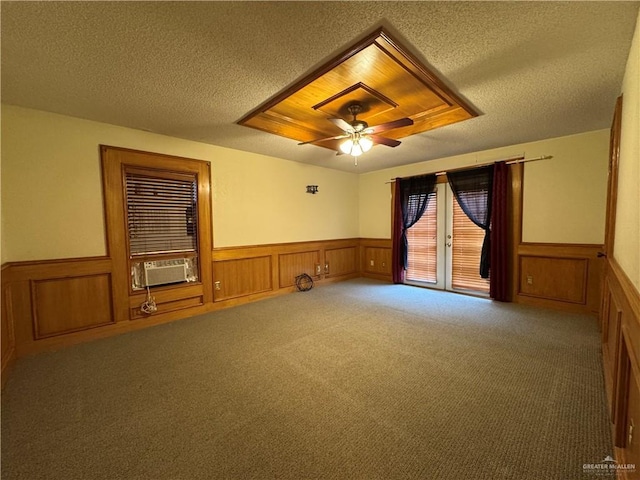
490 161 509 301
391 174 437 284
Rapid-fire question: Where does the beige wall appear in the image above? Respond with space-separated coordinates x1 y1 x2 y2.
522 130 609 243
614 10 640 290
358 130 609 244
0 105 359 263
0 103 621 266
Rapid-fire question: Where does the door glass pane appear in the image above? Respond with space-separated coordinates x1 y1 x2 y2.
451 196 490 293
406 192 437 283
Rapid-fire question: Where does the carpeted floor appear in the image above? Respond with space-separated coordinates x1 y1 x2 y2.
1 278 612 479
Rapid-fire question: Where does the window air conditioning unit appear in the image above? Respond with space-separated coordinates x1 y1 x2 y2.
143 259 188 287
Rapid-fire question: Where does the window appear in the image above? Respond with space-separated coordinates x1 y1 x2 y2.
101 145 213 321
125 170 198 256
451 196 490 293
406 192 437 283
405 183 489 295
124 169 201 290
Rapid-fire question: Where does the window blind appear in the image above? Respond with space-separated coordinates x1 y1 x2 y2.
405 192 437 283
451 197 490 293
125 172 198 256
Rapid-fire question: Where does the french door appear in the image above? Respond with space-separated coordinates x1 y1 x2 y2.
405 183 490 295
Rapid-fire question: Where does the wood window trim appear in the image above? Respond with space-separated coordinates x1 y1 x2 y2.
101 145 213 322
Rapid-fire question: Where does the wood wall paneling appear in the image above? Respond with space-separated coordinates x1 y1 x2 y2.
602 288 623 418
32 274 115 338
364 247 392 275
1 284 14 366
128 283 205 319
519 256 587 304
8 280 35 353
213 256 273 301
615 334 632 448
619 359 640 477
211 239 359 302
359 239 392 282
602 258 640 475
130 296 204 320
279 250 320 288
324 247 357 278
516 244 603 314
8 256 112 281
1 266 16 387
6 257 114 351
4 236 615 387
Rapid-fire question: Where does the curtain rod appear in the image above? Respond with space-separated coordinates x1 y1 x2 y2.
387 155 552 182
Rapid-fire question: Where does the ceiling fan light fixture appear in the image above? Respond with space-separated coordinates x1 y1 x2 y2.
350 141 364 157
339 138 354 155
359 135 373 153
340 133 372 157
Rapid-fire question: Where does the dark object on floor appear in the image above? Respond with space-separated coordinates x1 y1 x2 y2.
295 273 314 291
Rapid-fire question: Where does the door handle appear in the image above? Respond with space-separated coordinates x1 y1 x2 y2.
446 242 452 247
597 252 607 258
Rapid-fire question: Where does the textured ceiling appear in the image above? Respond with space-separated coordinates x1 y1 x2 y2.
2 1 638 173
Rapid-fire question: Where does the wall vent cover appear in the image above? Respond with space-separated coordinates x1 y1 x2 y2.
143 259 188 287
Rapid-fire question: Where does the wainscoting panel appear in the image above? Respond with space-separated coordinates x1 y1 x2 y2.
279 250 321 288
602 258 640 477
129 284 205 320
602 289 623 417
213 256 273 301
212 239 360 305
2 257 120 358
516 243 603 314
519 256 587 304
1 285 14 362
621 365 640 476
360 238 392 281
325 246 357 278
1 241 361 364
32 274 115 338
1 265 15 386
363 247 392 275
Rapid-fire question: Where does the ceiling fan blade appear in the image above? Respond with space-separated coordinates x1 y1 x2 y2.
298 134 348 146
328 117 354 132
368 117 413 134
370 135 401 148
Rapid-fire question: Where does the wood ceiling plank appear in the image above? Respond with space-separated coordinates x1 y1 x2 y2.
239 27 477 151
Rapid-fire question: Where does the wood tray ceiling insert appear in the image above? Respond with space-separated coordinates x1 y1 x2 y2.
238 28 478 152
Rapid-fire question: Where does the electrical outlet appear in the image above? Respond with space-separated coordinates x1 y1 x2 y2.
527 275 533 285
214 281 221 290
315 264 321 275
370 260 374 266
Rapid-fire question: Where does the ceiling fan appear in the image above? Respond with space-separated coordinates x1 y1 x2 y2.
298 103 414 157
